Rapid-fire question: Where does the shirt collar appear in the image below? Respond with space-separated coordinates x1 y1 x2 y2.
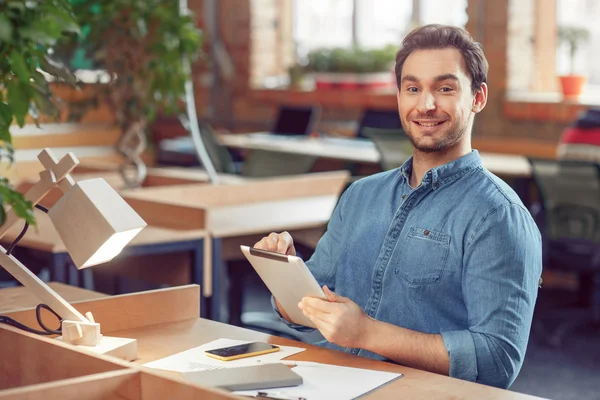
399 150 483 189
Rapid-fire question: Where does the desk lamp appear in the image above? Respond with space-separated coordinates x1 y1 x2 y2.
0 149 147 360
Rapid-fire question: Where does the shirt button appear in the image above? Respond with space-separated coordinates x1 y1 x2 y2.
394 268 399 274
423 230 430 236
434 182 439 188
402 195 406 200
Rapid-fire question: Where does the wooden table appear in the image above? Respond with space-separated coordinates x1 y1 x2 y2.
0 282 107 314
0 285 545 399
121 171 349 322
0 209 209 315
218 132 533 178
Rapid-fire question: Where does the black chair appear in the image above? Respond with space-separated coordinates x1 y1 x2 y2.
356 109 403 138
528 158 600 346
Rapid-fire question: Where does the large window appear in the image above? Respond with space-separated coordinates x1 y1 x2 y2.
293 0 468 55
556 0 600 86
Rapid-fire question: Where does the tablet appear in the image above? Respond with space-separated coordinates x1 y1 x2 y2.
240 245 326 328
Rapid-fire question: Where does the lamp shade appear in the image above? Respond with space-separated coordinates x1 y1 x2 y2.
48 178 147 269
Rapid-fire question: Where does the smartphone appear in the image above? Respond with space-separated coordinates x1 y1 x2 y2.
205 342 280 361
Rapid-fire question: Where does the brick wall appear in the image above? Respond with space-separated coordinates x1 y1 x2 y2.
191 0 568 141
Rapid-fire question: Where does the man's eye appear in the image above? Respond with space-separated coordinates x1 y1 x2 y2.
440 87 454 92
406 87 419 93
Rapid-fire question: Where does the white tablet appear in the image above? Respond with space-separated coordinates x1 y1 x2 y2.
240 245 326 328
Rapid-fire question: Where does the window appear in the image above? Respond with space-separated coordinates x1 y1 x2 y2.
293 0 468 55
556 0 600 87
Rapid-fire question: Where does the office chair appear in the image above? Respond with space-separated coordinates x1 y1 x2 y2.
528 158 600 347
356 109 403 138
361 127 412 170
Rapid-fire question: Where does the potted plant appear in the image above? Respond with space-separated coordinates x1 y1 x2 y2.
0 0 80 226
306 45 396 90
557 25 590 100
56 0 203 187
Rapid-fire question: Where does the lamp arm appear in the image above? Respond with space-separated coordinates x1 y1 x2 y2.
0 245 88 324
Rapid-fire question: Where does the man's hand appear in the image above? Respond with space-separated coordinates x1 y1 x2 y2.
299 286 372 348
253 231 296 256
254 231 296 322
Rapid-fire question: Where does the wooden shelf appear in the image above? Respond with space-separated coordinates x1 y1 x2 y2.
248 88 398 110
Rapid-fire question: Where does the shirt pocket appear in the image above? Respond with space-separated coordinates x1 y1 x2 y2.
396 227 451 285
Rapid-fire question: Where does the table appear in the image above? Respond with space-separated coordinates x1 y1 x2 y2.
218 132 533 178
0 282 107 314
0 284 545 399
121 171 349 322
0 209 209 316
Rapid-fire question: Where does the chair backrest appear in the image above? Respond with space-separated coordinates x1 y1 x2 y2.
240 150 317 178
196 122 238 174
362 127 412 170
271 106 320 136
357 109 403 138
529 158 600 242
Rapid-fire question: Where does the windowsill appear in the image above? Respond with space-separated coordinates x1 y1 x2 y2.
504 91 599 123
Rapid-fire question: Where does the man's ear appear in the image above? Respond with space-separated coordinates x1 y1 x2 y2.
472 83 488 113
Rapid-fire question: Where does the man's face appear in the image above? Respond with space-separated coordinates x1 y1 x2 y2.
397 48 485 154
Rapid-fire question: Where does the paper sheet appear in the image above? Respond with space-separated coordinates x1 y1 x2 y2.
234 362 402 400
142 338 306 373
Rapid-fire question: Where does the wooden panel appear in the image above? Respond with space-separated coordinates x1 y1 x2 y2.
0 327 127 390
0 283 107 314
11 123 120 150
121 171 349 207
123 198 206 230
0 370 140 400
140 372 236 400
2 285 201 336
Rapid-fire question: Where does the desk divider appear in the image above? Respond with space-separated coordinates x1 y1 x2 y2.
121 170 350 207
3 285 201 336
0 285 237 399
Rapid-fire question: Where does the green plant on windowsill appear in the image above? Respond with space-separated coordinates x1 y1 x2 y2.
0 0 80 226
54 0 203 188
557 25 590 99
306 45 396 74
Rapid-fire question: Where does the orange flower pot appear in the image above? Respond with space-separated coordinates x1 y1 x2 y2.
559 75 586 100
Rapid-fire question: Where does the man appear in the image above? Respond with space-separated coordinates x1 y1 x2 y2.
254 24 542 389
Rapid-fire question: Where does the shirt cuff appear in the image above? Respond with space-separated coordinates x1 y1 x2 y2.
441 330 478 382
270 296 315 333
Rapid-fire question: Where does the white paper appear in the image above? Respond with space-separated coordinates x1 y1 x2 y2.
142 338 306 373
234 363 402 400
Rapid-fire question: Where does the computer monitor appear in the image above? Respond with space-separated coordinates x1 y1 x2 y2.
272 106 319 136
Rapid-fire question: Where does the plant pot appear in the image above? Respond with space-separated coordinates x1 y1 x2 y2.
313 72 393 90
559 75 586 100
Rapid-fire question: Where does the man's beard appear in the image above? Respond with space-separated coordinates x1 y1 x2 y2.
403 116 470 154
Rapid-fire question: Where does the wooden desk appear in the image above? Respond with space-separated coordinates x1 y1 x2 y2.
0 285 544 399
0 282 107 314
121 171 349 322
219 132 533 178
1 210 209 315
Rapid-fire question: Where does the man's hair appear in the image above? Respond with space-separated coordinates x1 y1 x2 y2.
394 24 488 94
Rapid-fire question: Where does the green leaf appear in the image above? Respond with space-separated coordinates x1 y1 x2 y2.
0 103 12 130
0 125 11 144
0 14 13 43
0 178 35 226
9 50 30 82
7 80 31 127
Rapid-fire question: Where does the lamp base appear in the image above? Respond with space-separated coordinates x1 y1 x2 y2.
58 336 138 361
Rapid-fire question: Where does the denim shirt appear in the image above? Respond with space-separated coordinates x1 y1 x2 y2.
272 150 542 389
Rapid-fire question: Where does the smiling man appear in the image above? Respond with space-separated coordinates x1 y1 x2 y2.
254 24 542 389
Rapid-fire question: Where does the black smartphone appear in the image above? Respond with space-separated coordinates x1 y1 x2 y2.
205 342 280 361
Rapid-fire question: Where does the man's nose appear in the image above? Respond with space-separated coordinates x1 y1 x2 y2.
417 92 436 113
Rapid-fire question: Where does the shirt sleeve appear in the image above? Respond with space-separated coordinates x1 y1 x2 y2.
271 182 353 331
441 203 542 389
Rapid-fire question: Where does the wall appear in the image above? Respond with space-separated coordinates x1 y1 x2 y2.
189 0 576 142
